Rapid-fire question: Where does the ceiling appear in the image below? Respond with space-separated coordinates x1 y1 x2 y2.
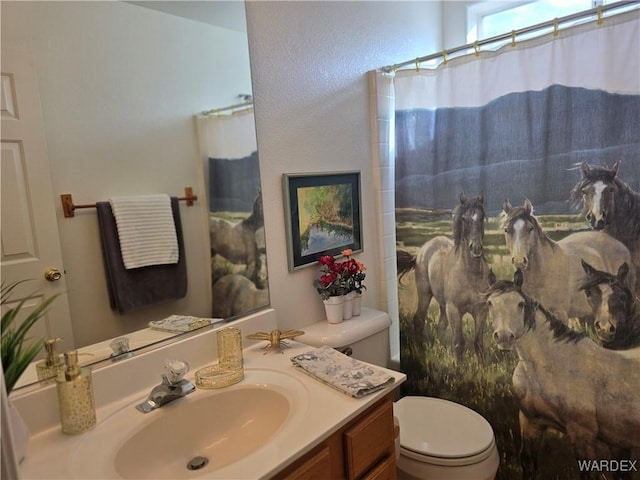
127 1 247 32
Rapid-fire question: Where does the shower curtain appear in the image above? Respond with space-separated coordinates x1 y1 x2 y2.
196 110 268 318
388 11 639 479
197 110 259 212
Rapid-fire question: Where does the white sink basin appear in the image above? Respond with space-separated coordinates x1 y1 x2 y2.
71 368 309 479
116 387 289 478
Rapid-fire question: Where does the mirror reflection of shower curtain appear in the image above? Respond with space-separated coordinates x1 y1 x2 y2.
196 110 269 319
391 11 639 480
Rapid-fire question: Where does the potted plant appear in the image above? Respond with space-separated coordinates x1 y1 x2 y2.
2 280 60 461
2 280 60 394
340 249 366 316
313 254 348 323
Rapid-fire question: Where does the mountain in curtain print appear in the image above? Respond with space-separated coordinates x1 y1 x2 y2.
209 151 261 212
395 84 640 215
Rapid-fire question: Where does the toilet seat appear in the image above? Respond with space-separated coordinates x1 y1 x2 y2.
394 396 497 467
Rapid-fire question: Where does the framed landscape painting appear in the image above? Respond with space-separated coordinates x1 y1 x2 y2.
283 171 362 270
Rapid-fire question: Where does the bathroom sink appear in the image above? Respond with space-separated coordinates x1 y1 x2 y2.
115 387 289 478
70 368 309 479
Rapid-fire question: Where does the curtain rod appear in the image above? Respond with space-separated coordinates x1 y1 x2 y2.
202 101 253 116
202 94 253 116
381 0 639 73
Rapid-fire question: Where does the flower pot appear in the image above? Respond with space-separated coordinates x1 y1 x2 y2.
323 296 344 324
343 292 354 320
352 292 362 316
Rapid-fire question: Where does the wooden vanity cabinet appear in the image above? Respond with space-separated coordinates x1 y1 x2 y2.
274 393 396 480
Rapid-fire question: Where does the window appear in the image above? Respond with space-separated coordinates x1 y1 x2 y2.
467 0 627 46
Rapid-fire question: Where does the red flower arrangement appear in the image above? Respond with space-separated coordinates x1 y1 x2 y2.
342 249 367 295
313 249 366 300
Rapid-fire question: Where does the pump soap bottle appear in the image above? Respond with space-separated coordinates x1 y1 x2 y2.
36 338 63 384
56 350 96 434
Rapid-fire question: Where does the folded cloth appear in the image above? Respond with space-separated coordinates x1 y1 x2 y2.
290 345 394 398
109 194 178 269
149 315 220 333
96 198 187 314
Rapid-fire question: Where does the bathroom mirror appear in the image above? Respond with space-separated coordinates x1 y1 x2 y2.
2 1 268 392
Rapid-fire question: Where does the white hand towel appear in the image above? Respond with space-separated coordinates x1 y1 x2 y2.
290 345 394 398
109 194 179 269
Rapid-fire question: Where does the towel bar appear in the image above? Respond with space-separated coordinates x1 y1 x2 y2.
60 187 198 218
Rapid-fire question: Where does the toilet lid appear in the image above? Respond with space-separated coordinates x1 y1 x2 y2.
394 396 495 459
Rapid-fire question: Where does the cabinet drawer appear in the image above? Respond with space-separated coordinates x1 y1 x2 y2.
363 455 396 480
344 400 395 479
277 445 332 480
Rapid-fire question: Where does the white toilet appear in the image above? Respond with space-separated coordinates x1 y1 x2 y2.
300 308 499 480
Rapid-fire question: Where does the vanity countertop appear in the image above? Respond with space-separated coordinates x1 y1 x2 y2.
17 336 405 479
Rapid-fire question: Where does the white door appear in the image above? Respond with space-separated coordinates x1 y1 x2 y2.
1 47 75 361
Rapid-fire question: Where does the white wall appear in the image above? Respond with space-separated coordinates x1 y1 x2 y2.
246 1 442 331
1 1 252 346
2 0 450 348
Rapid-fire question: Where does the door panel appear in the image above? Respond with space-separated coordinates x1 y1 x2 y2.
1 47 75 362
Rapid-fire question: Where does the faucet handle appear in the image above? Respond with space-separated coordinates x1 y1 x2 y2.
165 359 189 384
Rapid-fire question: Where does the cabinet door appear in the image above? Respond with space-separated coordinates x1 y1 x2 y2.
344 400 395 479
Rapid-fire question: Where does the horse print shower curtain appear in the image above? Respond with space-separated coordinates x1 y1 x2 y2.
394 11 640 479
196 110 268 318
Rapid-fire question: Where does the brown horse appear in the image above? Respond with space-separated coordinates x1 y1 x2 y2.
580 260 640 351
397 194 489 363
570 161 640 295
486 269 640 480
210 190 265 288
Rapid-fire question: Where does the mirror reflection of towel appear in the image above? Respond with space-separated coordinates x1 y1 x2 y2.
109 194 179 269
96 197 187 314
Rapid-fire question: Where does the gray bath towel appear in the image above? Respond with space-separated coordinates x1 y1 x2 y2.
96 197 187 314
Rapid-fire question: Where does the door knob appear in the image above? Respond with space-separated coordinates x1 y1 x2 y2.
44 268 62 282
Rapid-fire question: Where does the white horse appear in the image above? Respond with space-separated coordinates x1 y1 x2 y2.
486 269 640 480
501 199 633 323
397 194 490 363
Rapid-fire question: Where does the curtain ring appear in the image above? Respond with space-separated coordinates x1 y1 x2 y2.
442 50 448 66
597 5 603 25
473 41 480 57
415 58 420 72
553 18 559 36
511 30 517 47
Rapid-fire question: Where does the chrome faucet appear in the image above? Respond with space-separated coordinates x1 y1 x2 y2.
136 360 195 413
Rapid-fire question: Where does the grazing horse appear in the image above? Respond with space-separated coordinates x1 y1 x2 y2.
397 194 489 363
580 260 640 350
570 161 640 295
485 270 640 480
501 199 633 323
210 190 265 288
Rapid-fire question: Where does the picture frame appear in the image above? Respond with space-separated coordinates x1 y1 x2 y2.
283 171 362 270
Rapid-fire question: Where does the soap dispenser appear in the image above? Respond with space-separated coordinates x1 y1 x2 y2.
35 338 63 384
56 350 96 434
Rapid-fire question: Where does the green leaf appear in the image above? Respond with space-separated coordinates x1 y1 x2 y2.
1 280 62 393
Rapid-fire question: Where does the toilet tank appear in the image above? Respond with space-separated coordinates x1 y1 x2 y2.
298 308 391 367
